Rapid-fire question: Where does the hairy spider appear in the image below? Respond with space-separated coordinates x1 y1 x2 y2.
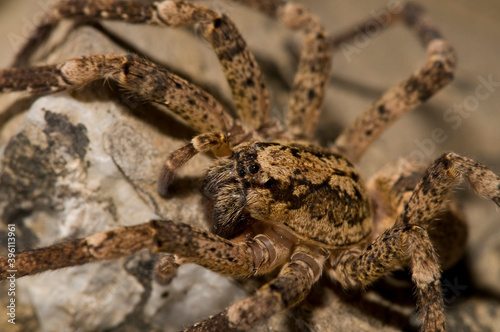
1 1 499 331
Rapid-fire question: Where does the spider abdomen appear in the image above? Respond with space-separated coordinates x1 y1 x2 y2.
203 141 373 248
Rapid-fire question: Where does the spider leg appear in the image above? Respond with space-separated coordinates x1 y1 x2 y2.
236 0 332 139
0 217 324 330
397 152 500 226
328 224 446 332
157 132 231 196
367 157 468 270
328 153 500 331
0 53 234 134
11 0 272 131
0 219 256 280
185 245 326 332
333 3 456 163
14 0 332 138
1 218 304 281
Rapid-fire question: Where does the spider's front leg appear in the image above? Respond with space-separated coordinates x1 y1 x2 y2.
185 245 325 332
13 0 333 139
0 217 324 331
0 219 252 280
0 53 234 134
11 0 271 131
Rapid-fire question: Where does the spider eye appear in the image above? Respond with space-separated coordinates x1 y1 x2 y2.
213 17 222 28
237 167 246 177
247 163 260 174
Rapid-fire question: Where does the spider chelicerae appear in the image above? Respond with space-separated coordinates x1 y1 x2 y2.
1 1 500 331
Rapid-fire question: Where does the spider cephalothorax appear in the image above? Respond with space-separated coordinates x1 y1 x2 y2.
203 141 371 247
1 1 500 331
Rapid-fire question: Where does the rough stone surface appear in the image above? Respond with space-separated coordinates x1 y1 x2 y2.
0 1 499 332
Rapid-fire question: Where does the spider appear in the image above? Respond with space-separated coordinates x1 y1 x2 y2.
1 0 500 331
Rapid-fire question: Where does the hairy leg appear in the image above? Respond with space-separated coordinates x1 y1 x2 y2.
157 132 231 196
329 152 500 331
333 3 456 163
329 224 446 332
0 53 234 133
0 213 326 331
13 0 333 138
398 152 500 226
367 157 468 270
236 0 332 139
0 220 253 280
11 0 272 130
185 245 325 332
0 216 308 282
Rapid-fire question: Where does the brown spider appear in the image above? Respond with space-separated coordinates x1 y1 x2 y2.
0 1 500 331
